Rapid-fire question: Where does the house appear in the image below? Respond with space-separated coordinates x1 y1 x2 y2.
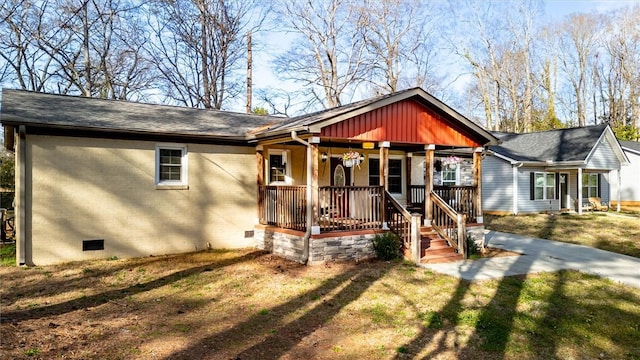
1 88 499 266
610 140 640 206
482 124 629 215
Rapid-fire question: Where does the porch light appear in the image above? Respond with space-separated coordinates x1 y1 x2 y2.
321 152 328 163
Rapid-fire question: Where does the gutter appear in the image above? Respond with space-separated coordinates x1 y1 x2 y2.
290 131 317 264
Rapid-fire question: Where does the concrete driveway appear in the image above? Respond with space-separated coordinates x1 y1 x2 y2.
421 230 640 288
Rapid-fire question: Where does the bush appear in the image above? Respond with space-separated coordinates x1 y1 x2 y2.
372 232 400 261
467 235 481 257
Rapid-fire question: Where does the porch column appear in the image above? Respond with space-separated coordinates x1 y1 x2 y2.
310 139 320 232
577 167 583 215
379 141 390 229
473 147 483 223
379 141 390 190
406 152 412 204
424 144 435 225
256 145 265 222
617 168 622 212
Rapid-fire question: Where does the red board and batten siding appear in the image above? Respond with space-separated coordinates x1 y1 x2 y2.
320 99 483 147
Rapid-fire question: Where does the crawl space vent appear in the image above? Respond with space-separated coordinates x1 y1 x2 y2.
83 239 104 251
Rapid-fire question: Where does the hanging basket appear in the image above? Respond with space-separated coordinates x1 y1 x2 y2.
342 151 361 168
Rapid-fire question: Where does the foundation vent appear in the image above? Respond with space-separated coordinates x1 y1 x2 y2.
82 239 104 251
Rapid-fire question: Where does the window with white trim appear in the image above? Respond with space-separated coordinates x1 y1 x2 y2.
267 149 292 184
582 173 599 197
533 172 555 200
156 144 188 188
441 164 459 186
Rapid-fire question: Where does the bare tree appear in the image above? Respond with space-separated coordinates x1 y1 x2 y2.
273 0 367 109
147 0 266 109
357 0 441 95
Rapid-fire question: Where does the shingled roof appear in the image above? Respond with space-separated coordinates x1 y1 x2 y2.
620 140 640 154
0 89 285 140
489 124 610 163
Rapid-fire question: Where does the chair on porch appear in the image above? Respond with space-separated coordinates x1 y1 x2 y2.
589 197 609 211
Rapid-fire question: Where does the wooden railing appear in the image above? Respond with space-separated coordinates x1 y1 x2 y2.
384 190 412 256
430 192 467 258
319 186 382 232
410 185 477 223
258 186 307 231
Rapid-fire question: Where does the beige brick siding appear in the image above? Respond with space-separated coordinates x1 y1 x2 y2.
25 135 258 265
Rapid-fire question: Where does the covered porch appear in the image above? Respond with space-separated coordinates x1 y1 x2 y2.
251 89 499 264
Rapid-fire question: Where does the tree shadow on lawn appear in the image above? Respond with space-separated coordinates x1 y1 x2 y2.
165 261 399 359
1 250 269 323
0 251 242 306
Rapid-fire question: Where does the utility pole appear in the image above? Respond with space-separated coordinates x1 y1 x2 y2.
246 31 252 114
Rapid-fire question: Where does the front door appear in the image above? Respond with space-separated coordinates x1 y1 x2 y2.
560 173 569 209
330 157 351 219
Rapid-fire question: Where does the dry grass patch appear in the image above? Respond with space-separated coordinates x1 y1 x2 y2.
1 249 639 359
485 212 640 258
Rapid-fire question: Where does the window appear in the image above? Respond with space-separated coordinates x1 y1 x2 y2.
532 172 555 200
441 165 458 186
267 150 291 184
156 144 188 188
369 158 403 193
582 173 599 197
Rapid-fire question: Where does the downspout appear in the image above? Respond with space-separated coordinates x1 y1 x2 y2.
512 162 523 215
290 131 313 264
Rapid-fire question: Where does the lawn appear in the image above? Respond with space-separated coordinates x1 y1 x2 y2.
485 211 640 258
1 249 639 359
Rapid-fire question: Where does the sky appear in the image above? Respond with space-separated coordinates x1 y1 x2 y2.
245 0 639 115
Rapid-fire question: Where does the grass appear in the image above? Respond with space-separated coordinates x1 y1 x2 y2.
1 243 15 266
485 211 640 258
1 249 639 359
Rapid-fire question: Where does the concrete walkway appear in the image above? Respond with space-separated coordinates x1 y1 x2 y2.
421 230 640 288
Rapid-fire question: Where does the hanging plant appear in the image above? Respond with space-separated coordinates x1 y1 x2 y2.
442 156 461 169
342 151 361 168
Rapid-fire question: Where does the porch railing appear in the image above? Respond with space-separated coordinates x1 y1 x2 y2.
384 190 412 257
430 192 467 258
258 185 307 231
319 186 382 232
409 185 477 223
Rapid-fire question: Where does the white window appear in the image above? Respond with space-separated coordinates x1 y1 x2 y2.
582 173 599 197
267 149 292 184
534 172 555 200
441 164 459 186
156 144 188 189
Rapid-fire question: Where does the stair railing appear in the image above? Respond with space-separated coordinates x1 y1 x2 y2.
384 190 421 261
430 192 467 258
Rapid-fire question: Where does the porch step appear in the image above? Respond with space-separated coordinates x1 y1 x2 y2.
419 226 463 264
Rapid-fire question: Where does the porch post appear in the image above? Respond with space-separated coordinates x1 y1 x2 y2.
310 138 320 232
577 168 583 215
256 145 265 222
473 147 483 223
424 144 435 226
617 168 621 212
379 141 390 190
406 152 412 203
380 141 390 229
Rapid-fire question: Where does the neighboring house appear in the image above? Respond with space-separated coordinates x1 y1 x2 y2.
482 124 629 215
610 140 640 205
1 88 499 266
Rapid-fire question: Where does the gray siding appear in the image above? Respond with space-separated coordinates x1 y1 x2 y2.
517 167 560 213
586 139 620 170
482 155 513 212
610 151 640 201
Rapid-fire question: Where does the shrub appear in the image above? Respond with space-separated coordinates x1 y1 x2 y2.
372 232 400 261
467 235 481 257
